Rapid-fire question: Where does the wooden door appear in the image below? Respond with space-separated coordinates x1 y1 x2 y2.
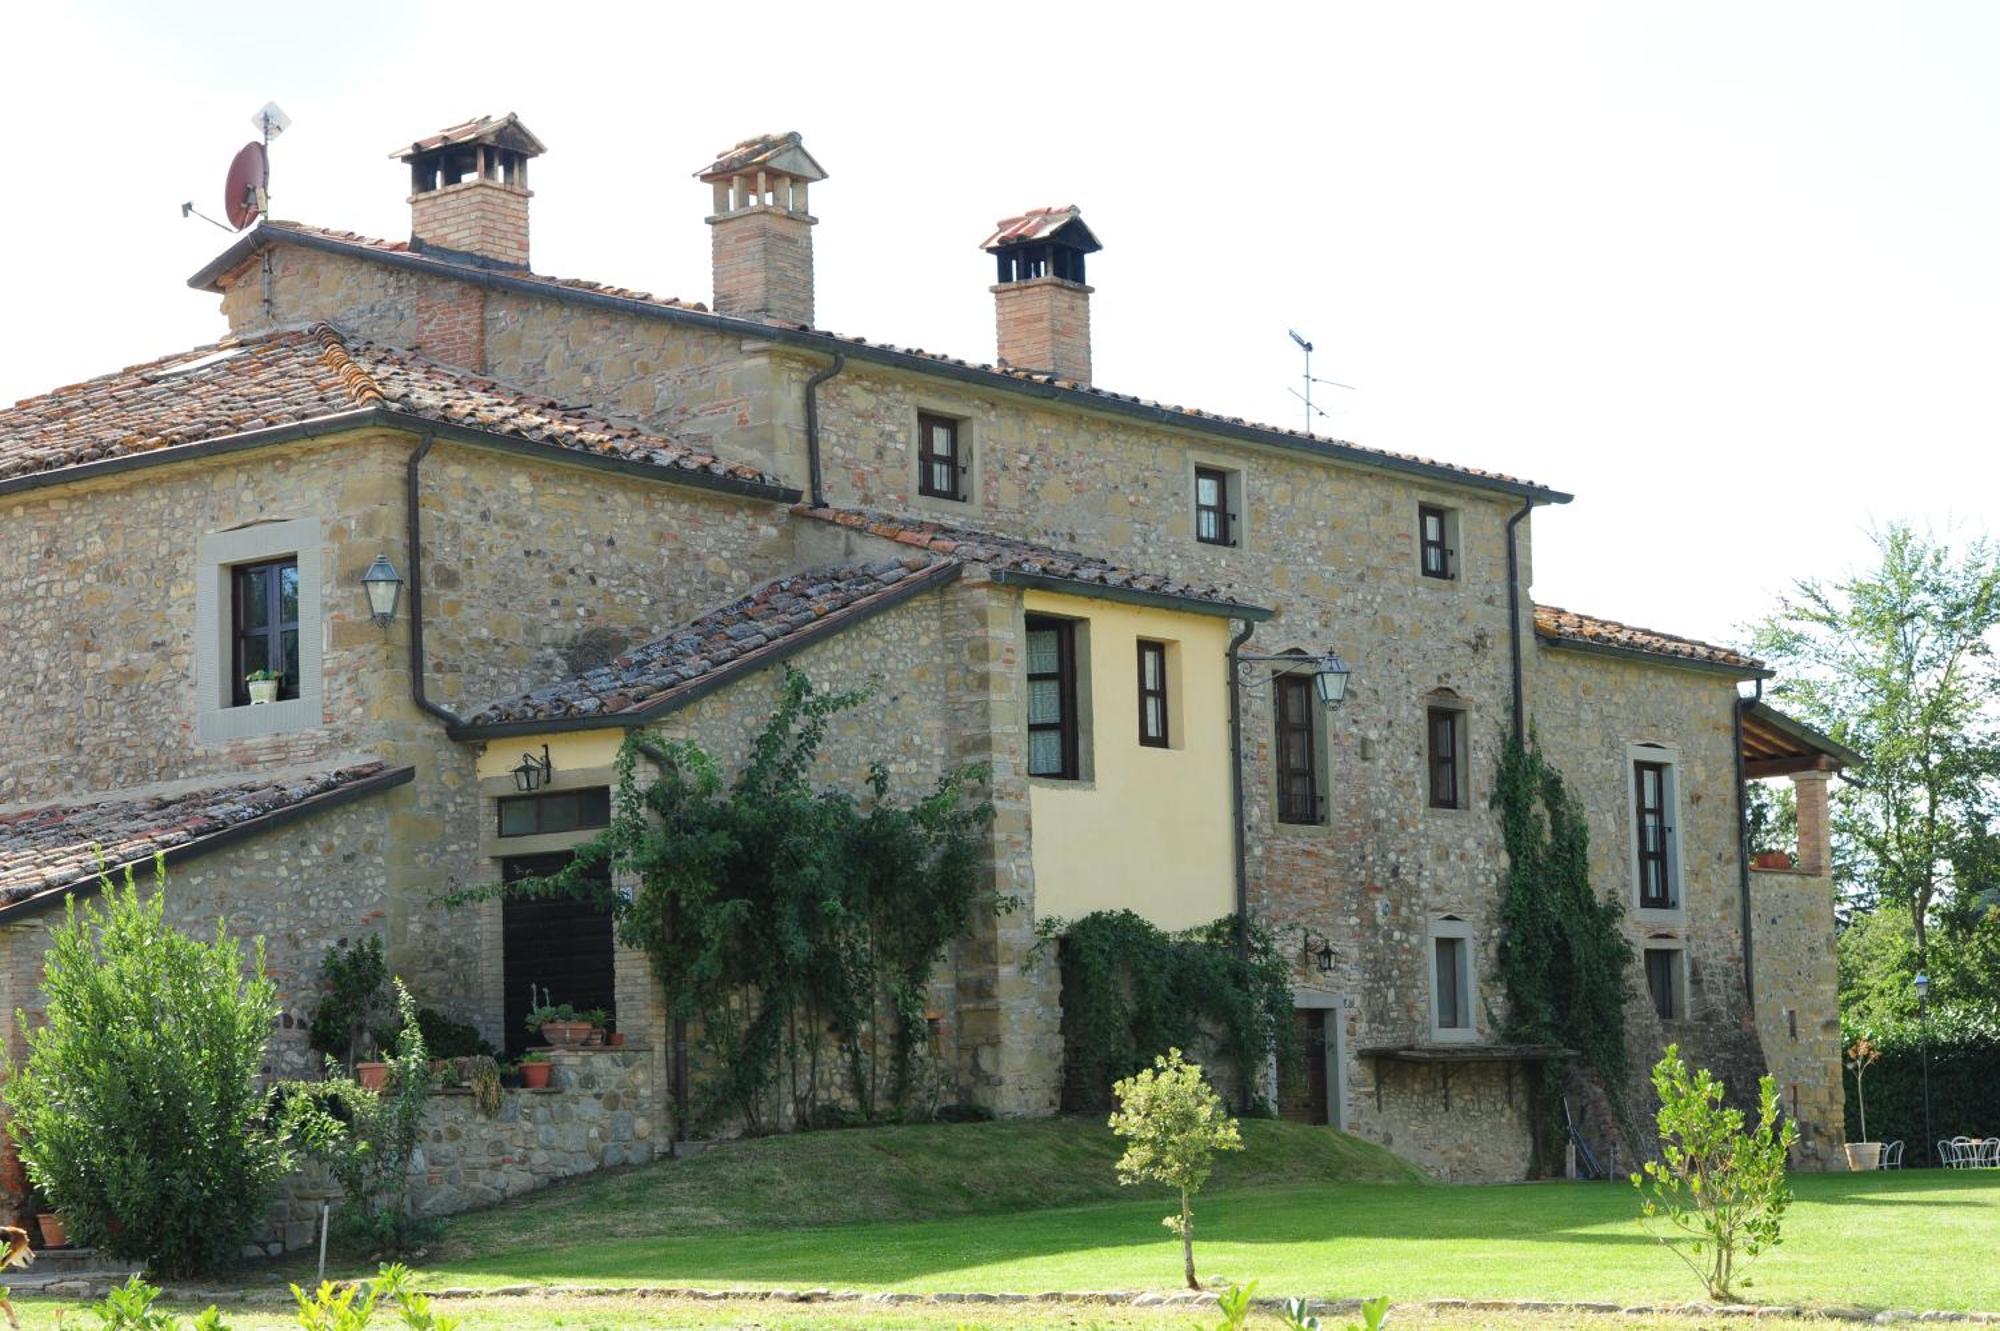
1280 1008 1330 1124
501 852 617 1058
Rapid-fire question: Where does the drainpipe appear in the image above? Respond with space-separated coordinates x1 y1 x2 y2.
1505 497 1535 745
1734 678 1763 1016
1226 616 1258 1114
803 353 846 509
404 433 464 727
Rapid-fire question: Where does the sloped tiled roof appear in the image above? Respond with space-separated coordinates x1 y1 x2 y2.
981 205 1100 252
794 504 1265 615
461 559 957 730
0 323 787 493
1534 605 1766 674
0 762 408 909
695 131 827 182
391 112 546 160
195 222 1563 499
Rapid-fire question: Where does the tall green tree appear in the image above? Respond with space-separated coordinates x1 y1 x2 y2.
1750 523 2000 961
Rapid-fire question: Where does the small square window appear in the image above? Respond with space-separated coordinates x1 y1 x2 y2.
232 556 301 706
1194 467 1238 547
498 787 613 838
1427 706 1467 810
1026 616 1080 780
918 413 965 501
1419 504 1456 580
1137 641 1169 748
1644 947 1683 1020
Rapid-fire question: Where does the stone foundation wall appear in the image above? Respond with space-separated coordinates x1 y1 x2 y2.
1347 1055 1537 1182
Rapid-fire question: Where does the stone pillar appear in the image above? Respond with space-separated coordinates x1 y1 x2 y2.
992 276 1093 384
1792 769 1831 877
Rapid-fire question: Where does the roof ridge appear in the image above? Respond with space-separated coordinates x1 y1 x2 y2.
308 323 387 407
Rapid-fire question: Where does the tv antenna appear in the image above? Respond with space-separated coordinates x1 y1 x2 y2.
1287 329 1354 434
183 102 291 233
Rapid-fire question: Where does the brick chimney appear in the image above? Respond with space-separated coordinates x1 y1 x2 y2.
983 206 1101 385
696 133 828 327
392 114 545 270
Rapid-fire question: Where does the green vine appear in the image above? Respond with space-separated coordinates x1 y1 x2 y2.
439 669 996 1132
1493 727 1634 1172
1038 910 1298 1114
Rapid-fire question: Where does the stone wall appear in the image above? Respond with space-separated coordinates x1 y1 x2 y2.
1352 1056 1538 1182
1750 868 1845 1169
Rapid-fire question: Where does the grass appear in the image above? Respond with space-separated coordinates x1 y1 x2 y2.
184 1118 2000 1317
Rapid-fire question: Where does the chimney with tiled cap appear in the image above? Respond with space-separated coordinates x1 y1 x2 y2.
697 132 828 327
983 206 1101 385
393 113 545 270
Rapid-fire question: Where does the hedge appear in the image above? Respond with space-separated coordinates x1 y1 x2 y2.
1841 1011 2000 1157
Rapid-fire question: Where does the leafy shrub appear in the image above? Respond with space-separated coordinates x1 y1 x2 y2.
1280 1294 1390 1331
1632 1044 1798 1301
1109 1048 1244 1291
4 862 290 1277
76 1265 452 1331
77 1274 229 1330
1838 1008 2000 1150
308 936 390 1067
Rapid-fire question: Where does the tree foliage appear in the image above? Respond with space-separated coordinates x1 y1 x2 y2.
1108 1048 1244 1291
1493 728 1633 1166
439 669 995 1130
1750 523 2000 958
1632 1045 1798 1302
3 861 290 1277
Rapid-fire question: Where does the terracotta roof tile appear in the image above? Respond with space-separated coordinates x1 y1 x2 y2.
695 131 825 181
240 222 1556 496
464 559 952 727
981 205 1098 251
794 504 1260 613
390 113 546 160
0 762 393 905
0 324 785 491
1534 605 1765 673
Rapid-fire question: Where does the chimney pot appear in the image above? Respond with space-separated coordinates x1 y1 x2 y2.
392 113 545 270
982 206 1102 385
696 132 828 326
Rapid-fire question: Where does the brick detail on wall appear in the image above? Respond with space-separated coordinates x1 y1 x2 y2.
415 278 487 372
993 276 1092 384
411 180 531 270
708 206 815 326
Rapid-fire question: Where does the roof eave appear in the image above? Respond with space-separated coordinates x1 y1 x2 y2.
984 568 1273 622
0 765 416 924
1535 632 1773 681
447 561 965 742
193 226 1573 505
1743 698 1865 771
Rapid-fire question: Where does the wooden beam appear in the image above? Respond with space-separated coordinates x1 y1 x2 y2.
1746 755 1836 779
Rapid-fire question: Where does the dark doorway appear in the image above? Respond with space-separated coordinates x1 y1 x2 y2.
1280 1008 1330 1124
500 852 617 1059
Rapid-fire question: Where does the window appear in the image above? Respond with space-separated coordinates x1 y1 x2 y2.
1137 641 1169 748
498 787 613 838
917 413 964 501
1644 947 1683 1020
1427 706 1466 809
1194 466 1236 547
1275 674 1321 824
1435 937 1471 1032
1026 615 1079 779
230 557 300 706
1419 504 1455 580
1635 759 1677 909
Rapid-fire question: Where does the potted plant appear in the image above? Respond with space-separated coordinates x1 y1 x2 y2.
605 1019 626 1049
1753 849 1793 870
31 1190 66 1250
498 1060 524 1090
244 668 281 706
524 987 592 1048
355 1026 393 1092
582 1008 611 1047
518 1051 552 1090
1844 1036 1882 1170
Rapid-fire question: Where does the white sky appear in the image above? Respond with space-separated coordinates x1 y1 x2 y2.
3 2 1995 649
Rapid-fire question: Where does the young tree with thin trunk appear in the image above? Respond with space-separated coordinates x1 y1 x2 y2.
1750 523 2000 962
1108 1048 1243 1291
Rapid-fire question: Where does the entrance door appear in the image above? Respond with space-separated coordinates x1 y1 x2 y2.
1280 1008 1330 1124
500 852 617 1058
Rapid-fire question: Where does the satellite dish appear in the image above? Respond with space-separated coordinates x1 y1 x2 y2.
223 141 268 230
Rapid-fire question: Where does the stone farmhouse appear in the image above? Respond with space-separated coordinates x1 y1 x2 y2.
0 115 1853 1199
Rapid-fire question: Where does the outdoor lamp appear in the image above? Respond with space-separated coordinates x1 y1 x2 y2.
1313 653 1352 708
1915 972 1930 1002
512 745 553 793
362 555 404 627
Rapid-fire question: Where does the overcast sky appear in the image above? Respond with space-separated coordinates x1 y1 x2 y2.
3 2 1994 649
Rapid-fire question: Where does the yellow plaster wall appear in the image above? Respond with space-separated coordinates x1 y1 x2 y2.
1023 590 1234 931
473 730 628 781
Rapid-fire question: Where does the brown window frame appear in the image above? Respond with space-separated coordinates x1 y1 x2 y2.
1635 760 1675 909
1137 640 1169 748
231 556 301 706
498 786 613 838
1275 673 1321 824
1195 466 1235 547
1026 615 1079 780
1419 504 1454 580
1644 947 1680 1020
1427 706 1463 810
917 413 965 501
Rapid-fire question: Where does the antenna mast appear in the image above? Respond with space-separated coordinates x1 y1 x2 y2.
1287 328 1355 435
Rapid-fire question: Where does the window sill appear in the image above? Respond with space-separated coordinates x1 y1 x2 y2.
1427 1027 1480 1045
1029 776 1096 792
1635 905 1687 927
197 696 320 744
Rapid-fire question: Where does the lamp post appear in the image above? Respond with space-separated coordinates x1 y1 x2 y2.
1915 971 1934 1166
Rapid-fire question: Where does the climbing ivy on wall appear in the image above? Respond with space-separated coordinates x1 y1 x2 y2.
1040 909 1298 1114
442 669 996 1132
1493 727 1635 1171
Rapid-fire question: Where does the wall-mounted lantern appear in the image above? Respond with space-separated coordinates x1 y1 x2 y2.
362 554 404 628
512 744 553 793
1234 649 1353 710
1301 928 1339 975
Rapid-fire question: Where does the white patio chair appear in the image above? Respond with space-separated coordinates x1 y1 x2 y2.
1880 1140 1903 1169
1938 1138 1954 1167
1980 1139 2000 1168
1949 1136 1975 1168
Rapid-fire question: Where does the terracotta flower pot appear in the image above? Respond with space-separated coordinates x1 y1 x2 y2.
606 1031 626 1048
519 1061 551 1090
538 1020 593 1049
35 1213 67 1249
356 1061 390 1092
584 1026 605 1048
1845 1141 1883 1171
1753 849 1793 870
